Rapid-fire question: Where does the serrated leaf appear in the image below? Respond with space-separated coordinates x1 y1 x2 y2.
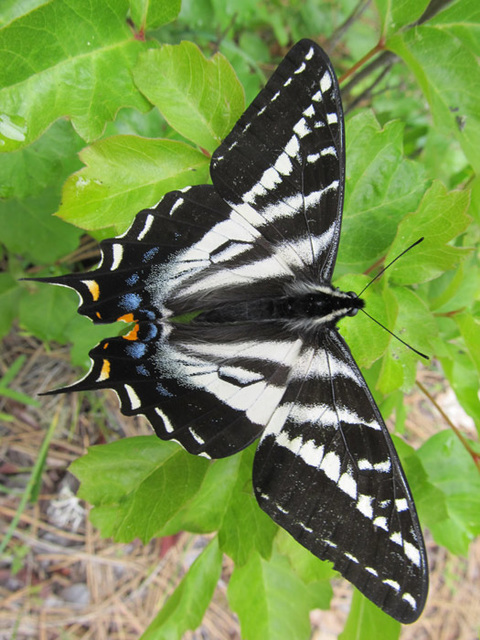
133 42 245 152
388 1 480 172
19 280 84 343
0 192 82 263
339 588 400 640
218 447 277 565
0 0 154 149
374 0 430 37
158 455 242 536
275 529 336 586
70 437 210 542
341 112 426 268
428 258 479 313
0 120 84 200
454 312 480 375
378 287 435 394
57 136 209 232
130 0 181 30
387 182 471 285
422 128 469 188
393 436 448 530
228 550 323 640
141 537 222 640
417 430 480 555
439 345 480 427
102 105 167 139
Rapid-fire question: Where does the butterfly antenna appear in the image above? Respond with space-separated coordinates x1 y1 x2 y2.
357 237 424 298
356 238 428 358
359 307 429 359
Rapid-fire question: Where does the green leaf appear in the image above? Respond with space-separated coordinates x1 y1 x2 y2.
158 455 242 535
20 277 124 362
417 430 480 555
130 0 181 30
19 280 83 343
339 589 400 640
0 191 82 263
140 537 223 640
341 112 426 269
57 136 209 232
0 0 154 149
454 312 480 375
337 274 391 369
218 447 277 565
439 344 480 427
427 257 479 313
63 312 126 369
133 41 245 152
393 436 448 530
0 273 22 339
374 0 430 37
378 287 435 393
228 550 323 640
103 105 167 139
0 0 46 26
275 528 336 587
0 120 84 200
70 437 210 542
388 0 480 172
386 182 471 285
470 175 480 227
422 128 469 188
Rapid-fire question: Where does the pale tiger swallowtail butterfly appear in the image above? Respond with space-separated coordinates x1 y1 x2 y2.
37 39 428 623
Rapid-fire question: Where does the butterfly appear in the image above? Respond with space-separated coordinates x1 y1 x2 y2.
38 39 428 622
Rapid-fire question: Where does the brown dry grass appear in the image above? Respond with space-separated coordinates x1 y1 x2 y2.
1 331 479 639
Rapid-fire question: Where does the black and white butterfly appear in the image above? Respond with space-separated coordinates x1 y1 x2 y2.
40 40 428 622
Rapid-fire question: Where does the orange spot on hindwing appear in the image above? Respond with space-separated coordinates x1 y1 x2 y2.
123 323 140 341
83 279 100 301
116 313 139 340
98 359 111 381
117 313 135 323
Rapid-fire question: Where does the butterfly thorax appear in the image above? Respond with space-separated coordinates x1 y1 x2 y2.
192 285 364 328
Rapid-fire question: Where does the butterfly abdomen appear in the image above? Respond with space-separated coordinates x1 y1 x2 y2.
193 282 364 330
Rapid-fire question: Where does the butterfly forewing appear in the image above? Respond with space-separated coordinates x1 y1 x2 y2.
211 39 345 282
39 39 428 622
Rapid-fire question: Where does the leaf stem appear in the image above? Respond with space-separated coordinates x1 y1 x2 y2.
339 39 385 85
416 380 480 472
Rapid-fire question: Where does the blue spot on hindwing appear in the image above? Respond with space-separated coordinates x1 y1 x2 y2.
126 342 147 359
156 383 173 397
136 364 149 377
144 323 158 340
126 273 140 286
143 247 159 262
120 293 141 311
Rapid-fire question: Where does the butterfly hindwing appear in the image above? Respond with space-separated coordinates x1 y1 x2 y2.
41 184 301 458
253 330 428 623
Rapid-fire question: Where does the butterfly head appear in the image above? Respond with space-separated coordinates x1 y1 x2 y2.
344 290 364 317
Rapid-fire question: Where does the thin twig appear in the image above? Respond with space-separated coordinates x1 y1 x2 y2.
416 380 480 471
329 0 372 49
